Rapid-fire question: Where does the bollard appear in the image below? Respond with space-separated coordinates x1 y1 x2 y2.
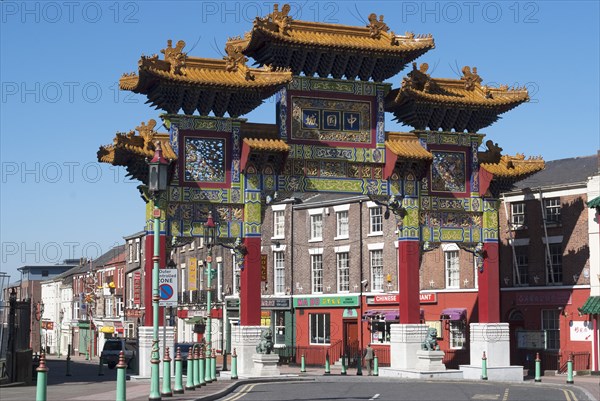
173 347 184 395
567 353 574 384
66 345 72 377
324 351 331 375
35 352 49 401
161 347 173 397
300 353 306 373
185 347 195 391
481 351 488 380
115 351 127 401
373 351 379 377
231 348 238 380
197 347 205 387
340 353 347 375
193 347 201 388
356 354 363 376
222 349 228 372
98 357 104 376
211 349 217 382
534 352 541 382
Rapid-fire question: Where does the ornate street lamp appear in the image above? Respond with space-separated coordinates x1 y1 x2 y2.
147 141 170 401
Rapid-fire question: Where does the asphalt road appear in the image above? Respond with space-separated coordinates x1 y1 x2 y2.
216 377 591 401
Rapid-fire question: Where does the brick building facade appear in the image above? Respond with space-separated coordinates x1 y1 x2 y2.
499 153 598 372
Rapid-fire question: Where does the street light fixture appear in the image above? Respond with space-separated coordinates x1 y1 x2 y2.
147 141 170 401
203 212 216 383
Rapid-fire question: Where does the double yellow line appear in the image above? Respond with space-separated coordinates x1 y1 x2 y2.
221 383 263 401
562 388 578 401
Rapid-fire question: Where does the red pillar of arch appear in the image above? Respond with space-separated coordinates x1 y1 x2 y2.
398 240 421 324
478 242 500 323
143 234 166 326
240 237 262 326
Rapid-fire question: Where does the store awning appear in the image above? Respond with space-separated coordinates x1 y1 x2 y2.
440 308 467 321
579 296 600 315
587 196 600 209
100 326 115 334
363 309 424 321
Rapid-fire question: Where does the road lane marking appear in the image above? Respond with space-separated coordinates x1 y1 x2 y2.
472 395 500 400
562 388 578 401
222 383 260 401
502 388 509 401
369 394 380 400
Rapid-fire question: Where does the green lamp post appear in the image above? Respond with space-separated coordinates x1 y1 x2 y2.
147 141 170 401
203 212 217 383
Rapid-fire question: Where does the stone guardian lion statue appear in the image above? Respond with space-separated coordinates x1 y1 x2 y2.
256 328 274 354
421 327 440 351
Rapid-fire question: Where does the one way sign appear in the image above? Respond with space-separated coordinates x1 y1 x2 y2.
159 269 178 307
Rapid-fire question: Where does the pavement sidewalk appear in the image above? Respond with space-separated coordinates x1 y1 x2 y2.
1 355 597 401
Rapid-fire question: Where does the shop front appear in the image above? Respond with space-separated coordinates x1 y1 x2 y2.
294 295 359 365
260 297 294 362
501 288 593 372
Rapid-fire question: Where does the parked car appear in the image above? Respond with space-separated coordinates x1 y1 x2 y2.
101 339 136 369
175 342 201 372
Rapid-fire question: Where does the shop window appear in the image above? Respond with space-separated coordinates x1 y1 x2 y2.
369 206 383 234
370 320 392 344
444 244 460 289
542 309 560 350
310 313 330 344
370 249 384 292
274 251 285 295
311 254 323 293
449 321 466 349
514 246 529 286
543 198 561 224
511 202 526 228
337 252 349 292
273 310 286 347
545 243 563 284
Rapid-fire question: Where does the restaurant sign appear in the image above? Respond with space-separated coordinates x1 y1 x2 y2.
515 291 572 306
294 295 359 308
366 293 437 305
261 298 291 309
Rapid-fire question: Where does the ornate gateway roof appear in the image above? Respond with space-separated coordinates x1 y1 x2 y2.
120 40 292 117
97 119 176 183
386 63 530 132
229 4 434 82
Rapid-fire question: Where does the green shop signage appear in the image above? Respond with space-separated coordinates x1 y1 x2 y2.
294 295 359 308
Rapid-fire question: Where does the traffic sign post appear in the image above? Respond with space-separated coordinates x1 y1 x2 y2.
159 269 178 307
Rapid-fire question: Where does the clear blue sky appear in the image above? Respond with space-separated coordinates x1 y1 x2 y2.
1 1 599 282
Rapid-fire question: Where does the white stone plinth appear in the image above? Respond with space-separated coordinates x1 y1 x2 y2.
252 353 281 376
459 323 523 382
138 326 175 378
468 323 511 367
389 324 429 370
230 326 265 377
415 350 446 371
